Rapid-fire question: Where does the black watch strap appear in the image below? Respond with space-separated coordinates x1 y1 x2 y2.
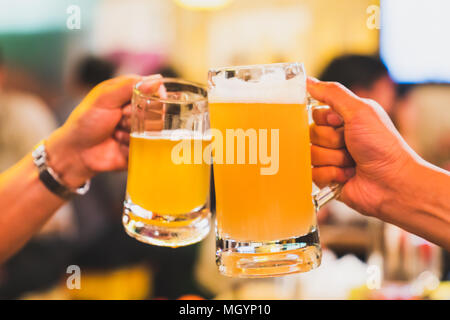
38 168 74 200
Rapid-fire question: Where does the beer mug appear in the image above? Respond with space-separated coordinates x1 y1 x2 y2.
123 77 211 247
208 63 341 277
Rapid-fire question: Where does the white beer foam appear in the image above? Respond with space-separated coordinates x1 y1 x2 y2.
209 69 306 104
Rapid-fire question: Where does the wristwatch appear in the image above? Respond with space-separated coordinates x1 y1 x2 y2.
32 141 90 200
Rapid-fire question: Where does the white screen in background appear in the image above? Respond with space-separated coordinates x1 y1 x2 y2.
380 0 450 83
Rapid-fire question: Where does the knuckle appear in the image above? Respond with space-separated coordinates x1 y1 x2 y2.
312 109 322 121
325 81 338 89
361 97 377 108
358 98 378 114
326 81 345 92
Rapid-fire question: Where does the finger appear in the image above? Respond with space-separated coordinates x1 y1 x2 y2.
307 77 365 122
312 107 344 127
158 81 168 99
93 74 141 109
122 103 132 115
312 166 355 188
114 130 130 144
117 104 132 131
311 145 354 167
144 119 164 131
310 124 345 149
137 74 164 96
147 100 164 114
118 116 131 131
143 101 164 131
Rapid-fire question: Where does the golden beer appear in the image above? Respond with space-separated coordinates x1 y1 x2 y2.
127 134 211 217
210 102 315 241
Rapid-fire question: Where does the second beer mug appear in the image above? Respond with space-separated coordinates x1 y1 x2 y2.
208 62 341 277
123 77 211 247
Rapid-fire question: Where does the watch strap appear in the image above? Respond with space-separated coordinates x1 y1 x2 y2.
32 141 90 199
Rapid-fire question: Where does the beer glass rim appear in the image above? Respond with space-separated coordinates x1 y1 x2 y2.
134 77 208 104
208 61 304 73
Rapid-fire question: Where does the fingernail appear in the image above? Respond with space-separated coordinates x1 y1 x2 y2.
326 113 344 126
307 76 319 83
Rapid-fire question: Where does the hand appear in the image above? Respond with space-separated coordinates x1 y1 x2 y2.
307 77 419 218
46 75 140 188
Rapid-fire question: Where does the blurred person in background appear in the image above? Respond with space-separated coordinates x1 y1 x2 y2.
0 46 76 298
57 56 117 123
320 54 397 116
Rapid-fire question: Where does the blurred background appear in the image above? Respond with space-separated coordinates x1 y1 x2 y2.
0 0 449 300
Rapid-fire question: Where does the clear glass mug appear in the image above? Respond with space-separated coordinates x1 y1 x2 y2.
123 77 211 247
208 62 341 277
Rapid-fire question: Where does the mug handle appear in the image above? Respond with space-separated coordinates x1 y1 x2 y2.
307 96 343 210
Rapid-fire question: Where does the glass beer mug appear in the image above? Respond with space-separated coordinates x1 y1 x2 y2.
208 63 341 277
123 77 211 247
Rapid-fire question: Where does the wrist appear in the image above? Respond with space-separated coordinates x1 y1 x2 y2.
378 157 450 249
379 156 448 220
45 128 94 189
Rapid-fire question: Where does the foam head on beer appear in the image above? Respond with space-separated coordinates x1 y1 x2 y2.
208 65 306 104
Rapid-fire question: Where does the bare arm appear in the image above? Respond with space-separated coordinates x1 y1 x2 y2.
0 75 139 263
379 159 450 250
0 154 65 263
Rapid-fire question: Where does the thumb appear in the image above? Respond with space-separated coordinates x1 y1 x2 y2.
90 74 141 109
136 74 164 97
307 77 364 122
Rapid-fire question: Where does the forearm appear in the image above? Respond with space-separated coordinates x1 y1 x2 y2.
380 160 450 251
0 128 94 263
0 154 65 263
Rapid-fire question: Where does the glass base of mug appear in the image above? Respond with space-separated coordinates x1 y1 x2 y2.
216 228 321 278
123 199 211 248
